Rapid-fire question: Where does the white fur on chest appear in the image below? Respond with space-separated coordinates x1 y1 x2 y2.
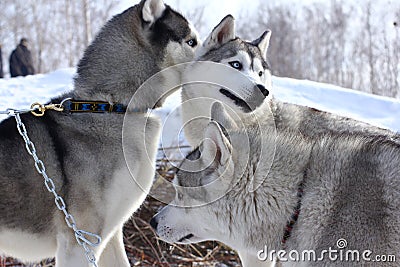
103 165 153 231
181 94 214 146
102 114 161 234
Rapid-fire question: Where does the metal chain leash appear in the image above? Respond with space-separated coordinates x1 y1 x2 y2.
0 108 33 115
2 107 101 266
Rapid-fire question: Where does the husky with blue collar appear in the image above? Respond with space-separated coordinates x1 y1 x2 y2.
0 0 199 266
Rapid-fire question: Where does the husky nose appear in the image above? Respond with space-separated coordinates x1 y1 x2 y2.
150 217 158 231
257 84 269 97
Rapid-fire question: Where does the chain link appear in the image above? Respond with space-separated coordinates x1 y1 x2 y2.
0 108 33 115
6 110 101 267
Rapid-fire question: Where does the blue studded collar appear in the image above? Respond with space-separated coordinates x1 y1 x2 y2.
62 100 147 114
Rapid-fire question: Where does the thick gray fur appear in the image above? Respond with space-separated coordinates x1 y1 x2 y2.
269 98 398 139
152 102 400 266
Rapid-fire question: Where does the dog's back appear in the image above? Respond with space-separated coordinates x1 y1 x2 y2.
285 134 400 266
270 99 398 139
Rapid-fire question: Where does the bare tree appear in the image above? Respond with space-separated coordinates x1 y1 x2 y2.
83 0 92 48
184 5 206 36
365 2 377 94
0 0 118 75
65 0 74 67
235 0 399 98
392 12 400 98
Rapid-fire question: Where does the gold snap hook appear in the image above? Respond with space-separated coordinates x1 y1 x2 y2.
30 102 65 117
46 104 64 112
31 103 46 117
53 104 64 112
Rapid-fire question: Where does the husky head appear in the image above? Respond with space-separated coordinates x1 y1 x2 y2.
140 0 200 67
181 15 272 146
196 15 272 92
151 102 277 253
74 0 200 107
185 15 272 108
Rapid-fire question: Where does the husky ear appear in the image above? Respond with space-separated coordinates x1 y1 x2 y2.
142 0 166 24
203 15 236 49
203 121 232 166
211 102 238 131
253 30 272 60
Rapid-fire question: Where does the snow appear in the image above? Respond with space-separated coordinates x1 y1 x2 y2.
0 68 74 121
0 69 399 148
273 77 400 132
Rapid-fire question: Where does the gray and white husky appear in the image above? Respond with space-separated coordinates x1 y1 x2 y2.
0 0 199 266
151 102 400 267
151 15 399 267
180 16 396 148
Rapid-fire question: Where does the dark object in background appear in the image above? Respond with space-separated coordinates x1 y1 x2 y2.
9 38 35 77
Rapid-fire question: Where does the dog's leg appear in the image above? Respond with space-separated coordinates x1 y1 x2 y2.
56 247 92 267
55 233 102 267
98 228 130 267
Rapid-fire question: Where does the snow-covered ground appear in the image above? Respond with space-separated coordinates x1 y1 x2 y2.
273 78 400 132
0 68 399 148
0 68 75 121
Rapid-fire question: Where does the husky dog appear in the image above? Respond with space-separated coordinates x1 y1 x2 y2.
0 0 199 266
181 16 396 148
151 102 400 267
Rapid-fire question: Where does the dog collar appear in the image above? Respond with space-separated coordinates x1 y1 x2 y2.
62 100 147 114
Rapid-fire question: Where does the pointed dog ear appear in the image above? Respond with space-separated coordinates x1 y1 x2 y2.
253 30 271 60
202 121 232 166
203 15 236 50
211 102 238 131
142 0 166 24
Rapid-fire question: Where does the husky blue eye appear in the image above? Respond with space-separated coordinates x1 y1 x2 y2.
187 39 197 47
229 61 243 70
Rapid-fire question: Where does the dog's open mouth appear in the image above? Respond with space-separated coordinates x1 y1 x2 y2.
177 233 194 243
219 89 251 112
